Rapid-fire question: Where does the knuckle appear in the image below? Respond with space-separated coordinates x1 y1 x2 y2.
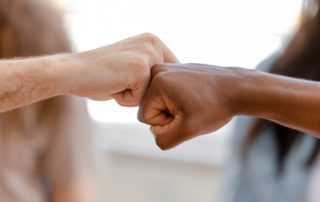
141 32 160 46
152 72 167 85
130 57 149 75
151 64 167 77
151 72 172 91
147 48 158 63
144 46 158 62
130 57 148 69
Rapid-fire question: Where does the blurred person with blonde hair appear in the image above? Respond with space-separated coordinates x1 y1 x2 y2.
0 0 96 202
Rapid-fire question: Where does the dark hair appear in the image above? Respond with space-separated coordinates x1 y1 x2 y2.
243 0 320 174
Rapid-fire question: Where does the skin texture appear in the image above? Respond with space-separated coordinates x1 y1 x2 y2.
138 63 320 150
0 33 178 113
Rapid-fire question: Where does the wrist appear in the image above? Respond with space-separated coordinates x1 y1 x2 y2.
43 53 79 96
225 67 265 116
231 67 274 117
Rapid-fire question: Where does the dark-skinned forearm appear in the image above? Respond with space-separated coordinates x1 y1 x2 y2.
235 69 320 136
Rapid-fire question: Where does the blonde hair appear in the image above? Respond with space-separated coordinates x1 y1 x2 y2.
0 0 73 136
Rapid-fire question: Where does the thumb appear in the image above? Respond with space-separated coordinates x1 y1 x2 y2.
112 71 150 107
138 90 188 150
150 113 189 150
138 83 169 125
138 77 189 150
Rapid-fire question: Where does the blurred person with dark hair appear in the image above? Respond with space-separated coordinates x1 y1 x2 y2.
217 0 320 201
0 0 96 202
137 2 320 201
138 0 320 149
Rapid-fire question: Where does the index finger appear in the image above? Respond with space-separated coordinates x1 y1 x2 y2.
158 39 180 63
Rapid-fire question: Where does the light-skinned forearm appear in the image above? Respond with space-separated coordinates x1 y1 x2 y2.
0 33 179 113
235 69 320 136
0 55 70 113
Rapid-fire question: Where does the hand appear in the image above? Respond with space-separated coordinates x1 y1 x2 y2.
138 63 247 150
67 33 178 106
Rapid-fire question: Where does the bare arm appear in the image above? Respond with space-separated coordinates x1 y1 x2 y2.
236 68 320 136
138 64 320 150
0 56 65 112
0 33 178 113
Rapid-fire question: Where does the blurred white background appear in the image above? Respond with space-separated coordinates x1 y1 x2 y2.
57 0 302 201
